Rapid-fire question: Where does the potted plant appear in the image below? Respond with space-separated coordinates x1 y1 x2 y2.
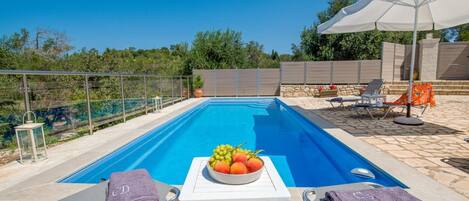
193 75 204 98
316 84 338 97
359 86 367 95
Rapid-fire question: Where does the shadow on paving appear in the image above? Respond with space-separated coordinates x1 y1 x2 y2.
290 105 463 137
441 158 469 174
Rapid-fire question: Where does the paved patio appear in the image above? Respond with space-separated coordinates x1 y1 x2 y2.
285 95 469 198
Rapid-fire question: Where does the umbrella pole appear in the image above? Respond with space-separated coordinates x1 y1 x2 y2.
407 4 419 118
394 3 424 126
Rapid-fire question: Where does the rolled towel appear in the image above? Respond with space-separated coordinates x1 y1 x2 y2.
325 187 420 201
107 169 159 201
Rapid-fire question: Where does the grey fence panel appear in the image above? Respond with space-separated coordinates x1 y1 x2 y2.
360 60 382 83
239 69 258 96
333 61 360 84
258 69 280 96
215 69 237 96
306 61 332 84
437 42 469 80
281 62 304 84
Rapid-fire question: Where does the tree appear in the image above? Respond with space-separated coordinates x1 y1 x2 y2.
187 29 245 70
270 50 279 61
185 29 281 72
456 25 469 41
245 41 263 68
294 0 441 61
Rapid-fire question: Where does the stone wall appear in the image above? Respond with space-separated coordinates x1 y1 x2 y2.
281 84 365 97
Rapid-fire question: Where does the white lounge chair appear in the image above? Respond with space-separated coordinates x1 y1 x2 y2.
327 79 384 108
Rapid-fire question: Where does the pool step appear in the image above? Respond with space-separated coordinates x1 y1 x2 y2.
384 81 469 95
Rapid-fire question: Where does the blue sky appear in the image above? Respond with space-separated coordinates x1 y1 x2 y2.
0 0 328 54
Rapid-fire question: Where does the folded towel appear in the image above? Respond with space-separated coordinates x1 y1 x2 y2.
107 169 159 201
325 187 420 201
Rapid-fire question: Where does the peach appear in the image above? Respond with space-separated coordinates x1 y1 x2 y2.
213 161 230 174
232 152 248 163
246 158 263 173
230 162 248 174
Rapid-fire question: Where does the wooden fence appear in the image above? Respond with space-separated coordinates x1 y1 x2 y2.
193 60 382 97
280 60 382 84
193 69 280 97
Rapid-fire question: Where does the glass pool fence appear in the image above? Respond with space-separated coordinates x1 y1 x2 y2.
0 70 191 150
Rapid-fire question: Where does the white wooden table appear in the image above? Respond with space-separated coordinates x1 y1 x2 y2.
179 156 291 201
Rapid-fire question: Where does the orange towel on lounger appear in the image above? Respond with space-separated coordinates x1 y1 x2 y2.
384 83 436 107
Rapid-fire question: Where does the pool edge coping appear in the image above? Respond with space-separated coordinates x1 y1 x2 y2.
278 97 467 201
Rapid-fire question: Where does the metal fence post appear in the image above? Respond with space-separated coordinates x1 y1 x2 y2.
256 67 260 97
143 75 148 114
171 77 175 104
186 76 191 99
304 61 307 85
214 70 217 97
279 63 283 85
236 67 239 98
120 75 126 122
22 74 31 121
357 61 362 85
84 75 93 134
158 76 162 98
180 76 183 100
330 61 334 85
279 64 283 96
392 43 397 82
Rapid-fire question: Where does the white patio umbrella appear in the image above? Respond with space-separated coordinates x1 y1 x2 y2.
317 0 469 125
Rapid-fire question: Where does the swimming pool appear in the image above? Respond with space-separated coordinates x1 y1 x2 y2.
60 98 405 188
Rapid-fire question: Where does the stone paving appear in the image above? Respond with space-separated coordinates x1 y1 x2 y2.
286 95 469 198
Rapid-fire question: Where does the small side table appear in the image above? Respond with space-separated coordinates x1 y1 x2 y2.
154 96 163 112
179 157 291 201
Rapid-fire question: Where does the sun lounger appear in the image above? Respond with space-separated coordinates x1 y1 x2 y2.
327 96 362 108
303 182 383 201
59 176 180 201
352 103 390 119
327 79 384 108
382 83 435 119
303 182 419 201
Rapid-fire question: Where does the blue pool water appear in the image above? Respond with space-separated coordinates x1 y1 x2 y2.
60 98 405 187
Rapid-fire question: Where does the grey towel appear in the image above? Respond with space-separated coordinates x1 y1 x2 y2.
107 169 159 201
325 187 420 201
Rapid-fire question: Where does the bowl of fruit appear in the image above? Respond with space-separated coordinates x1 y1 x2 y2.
207 144 264 185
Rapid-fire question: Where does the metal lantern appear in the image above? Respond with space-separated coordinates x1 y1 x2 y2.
15 111 48 163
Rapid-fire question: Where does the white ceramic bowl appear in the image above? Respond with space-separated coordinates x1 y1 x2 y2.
207 161 264 185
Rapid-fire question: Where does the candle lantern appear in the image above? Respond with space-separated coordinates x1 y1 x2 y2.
15 111 48 163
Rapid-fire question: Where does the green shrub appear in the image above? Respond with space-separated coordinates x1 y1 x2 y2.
193 75 204 89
